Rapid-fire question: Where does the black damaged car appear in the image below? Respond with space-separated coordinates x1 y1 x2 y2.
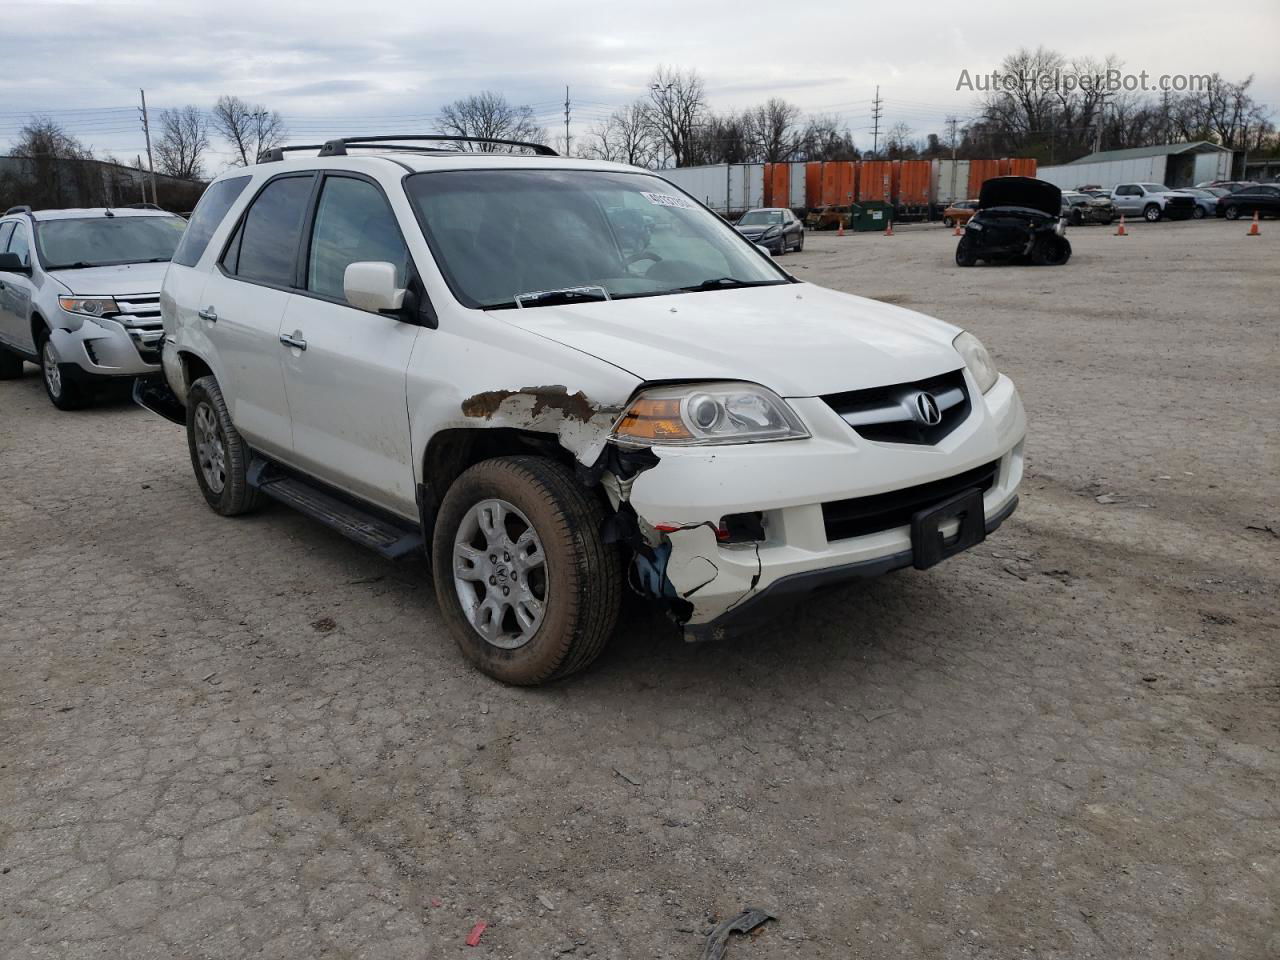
956 176 1071 267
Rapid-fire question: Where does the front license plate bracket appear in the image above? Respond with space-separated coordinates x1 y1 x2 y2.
911 488 986 570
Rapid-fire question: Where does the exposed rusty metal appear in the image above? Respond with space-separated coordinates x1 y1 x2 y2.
461 385 609 423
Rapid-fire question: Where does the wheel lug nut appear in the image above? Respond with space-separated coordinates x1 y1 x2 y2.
502 587 510 596
488 576 496 585
489 554 497 563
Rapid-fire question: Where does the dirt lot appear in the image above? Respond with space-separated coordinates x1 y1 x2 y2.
1 217 1276 959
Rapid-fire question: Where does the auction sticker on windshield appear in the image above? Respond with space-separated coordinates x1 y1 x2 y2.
641 192 697 209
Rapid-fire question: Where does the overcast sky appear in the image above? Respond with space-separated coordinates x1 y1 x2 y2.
4 0 1278 171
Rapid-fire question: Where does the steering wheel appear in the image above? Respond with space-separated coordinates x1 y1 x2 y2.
627 250 663 266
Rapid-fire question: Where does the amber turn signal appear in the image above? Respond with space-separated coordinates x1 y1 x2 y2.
613 397 693 442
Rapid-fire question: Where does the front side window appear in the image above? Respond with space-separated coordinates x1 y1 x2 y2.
35 216 185 270
224 175 314 287
0 222 14 254
173 175 251 267
405 169 786 309
307 177 409 301
7 222 31 267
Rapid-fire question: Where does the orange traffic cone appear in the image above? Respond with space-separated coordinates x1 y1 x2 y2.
884 219 894 237
1115 215 1128 237
837 218 845 237
1247 211 1261 236
952 220 963 236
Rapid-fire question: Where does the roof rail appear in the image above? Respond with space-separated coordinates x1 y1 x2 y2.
4 205 32 216
124 202 165 210
258 135 557 163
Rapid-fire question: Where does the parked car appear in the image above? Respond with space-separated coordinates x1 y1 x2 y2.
804 204 851 231
956 177 1071 266
1110 183 1196 222
734 207 804 253
1217 183 1280 220
1178 188 1220 219
1076 188 1112 200
1197 180 1258 193
144 135 1026 685
941 200 978 228
0 205 187 408
1061 191 1115 225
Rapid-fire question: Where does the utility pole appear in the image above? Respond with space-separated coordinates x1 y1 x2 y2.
945 116 959 205
1093 93 1108 155
871 86 883 156
138 89 158 206
564 86 571 157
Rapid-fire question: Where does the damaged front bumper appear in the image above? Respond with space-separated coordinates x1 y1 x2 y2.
621 372 1026 639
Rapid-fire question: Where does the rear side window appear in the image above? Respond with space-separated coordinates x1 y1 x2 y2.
172 176 250 267
0 222 13 253
223 175 314 288
306 177 409 301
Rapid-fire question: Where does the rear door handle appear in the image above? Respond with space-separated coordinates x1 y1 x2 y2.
197 307 218 322
279 333 307 351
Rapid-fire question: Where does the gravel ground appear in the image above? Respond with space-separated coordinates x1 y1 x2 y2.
1 217 1276 959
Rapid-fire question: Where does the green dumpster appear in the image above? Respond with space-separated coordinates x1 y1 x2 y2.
850 201 892 232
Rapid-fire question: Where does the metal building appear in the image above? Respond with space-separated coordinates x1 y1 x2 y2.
1037 142 1235 191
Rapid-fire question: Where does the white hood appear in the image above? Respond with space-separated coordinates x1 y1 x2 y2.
494 282 965 397
47 261 170 296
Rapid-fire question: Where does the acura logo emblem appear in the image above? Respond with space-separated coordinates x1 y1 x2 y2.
914 392 942 426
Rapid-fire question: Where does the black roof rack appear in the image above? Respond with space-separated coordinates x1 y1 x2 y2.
4 205 32 216
124 202 165 210
257 135 557 163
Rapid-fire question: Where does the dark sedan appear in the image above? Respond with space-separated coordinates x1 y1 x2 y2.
735 208 804 254
1217 184 1280 220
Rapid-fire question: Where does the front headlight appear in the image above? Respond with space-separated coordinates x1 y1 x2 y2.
953 331 999 394
58 296 119 318
761 225 781 237
612 382 809 446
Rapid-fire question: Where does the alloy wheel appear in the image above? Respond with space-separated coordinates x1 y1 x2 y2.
452 498 547 649
192 401 227 494
41 341 62 399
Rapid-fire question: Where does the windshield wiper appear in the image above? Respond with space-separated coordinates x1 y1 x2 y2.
512 285 611 309
679 277 781 292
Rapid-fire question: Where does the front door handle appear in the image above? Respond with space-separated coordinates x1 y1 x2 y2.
197 307 218 322
279 333 307 351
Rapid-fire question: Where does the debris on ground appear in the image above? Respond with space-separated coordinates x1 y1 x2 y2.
310 617 337 633
536 892 556 911
465 921 487 947
1095 494 1122 505
1245 523 1277 538
1002 564 1029 581
700 907 775 960
614 768 642 786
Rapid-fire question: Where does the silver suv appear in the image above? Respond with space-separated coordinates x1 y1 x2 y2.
0 205 187 408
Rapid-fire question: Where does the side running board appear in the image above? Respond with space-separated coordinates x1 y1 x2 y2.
247 459 424 560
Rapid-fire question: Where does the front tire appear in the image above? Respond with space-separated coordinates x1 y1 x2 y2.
955 236 977 267
186 375 261 516
432 456 621 685
943 217 954 228
1143 204 1162 223
39 335 89 410
1192 206 1206 219
1224 205 1241 220
1031 235 1071 266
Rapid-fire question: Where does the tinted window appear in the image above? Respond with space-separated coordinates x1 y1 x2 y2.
172 175 250 267
35 216 186 269
228 175 314 287
7 223 31 267
307 177 409 301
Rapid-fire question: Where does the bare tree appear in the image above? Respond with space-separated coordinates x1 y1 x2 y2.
581 101 657 167
211 95 287 166
796 114 859 161
437 92 545 152
155 106 210 179
646 66 706 167
885 122 918 158
747 98 802 162
4 117 97 209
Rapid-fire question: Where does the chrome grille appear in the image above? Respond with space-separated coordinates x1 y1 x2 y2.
823 369 971 445
111 294 163 359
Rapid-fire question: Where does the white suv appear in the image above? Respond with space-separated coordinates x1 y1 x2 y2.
149 136 1026 685
0 205 187 408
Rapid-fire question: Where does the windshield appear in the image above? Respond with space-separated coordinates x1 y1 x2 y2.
36 216 186 269
1140 184 1168 193
404 169 787 308
738 210 784 225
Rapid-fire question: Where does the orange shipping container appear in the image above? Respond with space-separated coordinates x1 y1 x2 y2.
763 162 791 208
897 160 931 206
857 161 894 203
805 162 823 208
1000 157 1038 178
819 161 855 206
968 158 1002 197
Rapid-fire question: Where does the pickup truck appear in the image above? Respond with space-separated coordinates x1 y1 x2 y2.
1109 183 1196 222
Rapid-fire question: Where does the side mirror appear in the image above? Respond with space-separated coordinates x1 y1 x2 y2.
0 252 30 274
755 244 774 258
344 261 406 313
